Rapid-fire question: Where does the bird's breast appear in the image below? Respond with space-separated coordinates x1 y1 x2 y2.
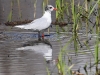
47 18 52 24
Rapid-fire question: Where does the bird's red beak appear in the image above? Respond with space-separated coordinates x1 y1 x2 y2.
53 8 57 10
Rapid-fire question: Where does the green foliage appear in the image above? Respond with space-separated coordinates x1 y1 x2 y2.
7 0 13 22
55 0 100 75
17 0 22 20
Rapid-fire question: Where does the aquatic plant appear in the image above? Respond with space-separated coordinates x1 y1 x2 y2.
54 0 100 75
34 0 37 19
17 0 22 20
7 0 13 22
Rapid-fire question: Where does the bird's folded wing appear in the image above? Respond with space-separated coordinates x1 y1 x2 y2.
15 18 48 30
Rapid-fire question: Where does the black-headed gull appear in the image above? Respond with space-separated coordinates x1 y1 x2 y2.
15 5 57 40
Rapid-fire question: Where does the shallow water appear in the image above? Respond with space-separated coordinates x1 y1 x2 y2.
0 0 100 74
0 24 99 75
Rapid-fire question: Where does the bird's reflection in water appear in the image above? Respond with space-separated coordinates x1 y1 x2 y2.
16 39 52 63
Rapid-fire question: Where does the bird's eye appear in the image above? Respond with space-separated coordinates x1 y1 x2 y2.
49 7 52 9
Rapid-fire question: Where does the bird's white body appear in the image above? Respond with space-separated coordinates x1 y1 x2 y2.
15 11 52 31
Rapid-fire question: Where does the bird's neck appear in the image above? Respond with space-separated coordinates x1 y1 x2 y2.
42 11 51 19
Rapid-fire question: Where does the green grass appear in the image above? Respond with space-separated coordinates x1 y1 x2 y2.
54 0 100 75
17 0 22 20
7 0 13 22
33 0 37 19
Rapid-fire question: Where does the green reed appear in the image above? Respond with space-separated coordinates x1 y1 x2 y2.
56 48 73 75
55 0 69 35
56 0 64 21
56 35 74 75
7 0 13 22
84 0 100 74
46 67 50 75
54 0 100 75
95 1 100 74
17 0 22 20
71 0 81 53
55 0 80 74
43 0 48 11
33 0 37 19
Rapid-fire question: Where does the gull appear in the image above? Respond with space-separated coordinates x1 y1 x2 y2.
15 5 57 40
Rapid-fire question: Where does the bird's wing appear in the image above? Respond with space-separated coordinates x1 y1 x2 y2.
15 18 49 31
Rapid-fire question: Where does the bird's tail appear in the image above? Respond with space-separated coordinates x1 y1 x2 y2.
15 25 25 29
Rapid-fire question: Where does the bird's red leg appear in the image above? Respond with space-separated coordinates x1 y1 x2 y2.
42 33 44 39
